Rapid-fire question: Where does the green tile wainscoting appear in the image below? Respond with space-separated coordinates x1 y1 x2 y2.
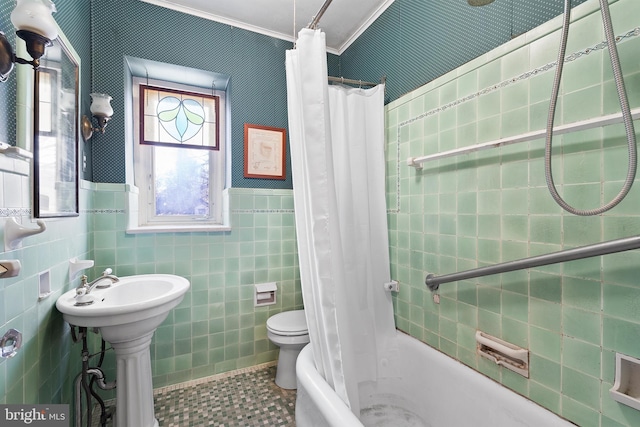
0 178 93 405
0 184 302 406
386 0 640 426
89 186 303 388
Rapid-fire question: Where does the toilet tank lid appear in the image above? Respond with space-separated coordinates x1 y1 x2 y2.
267 309 307 334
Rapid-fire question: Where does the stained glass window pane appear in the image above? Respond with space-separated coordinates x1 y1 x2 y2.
141 85 219 150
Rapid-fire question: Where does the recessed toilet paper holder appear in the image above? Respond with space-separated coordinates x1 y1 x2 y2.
255 282 277 307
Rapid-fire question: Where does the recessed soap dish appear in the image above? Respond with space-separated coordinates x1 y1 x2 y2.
610 353 640 411
38 270 51 301
476 331 529 378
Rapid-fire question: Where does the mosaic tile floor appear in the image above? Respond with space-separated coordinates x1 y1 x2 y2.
92 363 297 426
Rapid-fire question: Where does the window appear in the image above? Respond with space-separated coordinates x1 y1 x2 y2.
133 77 227 230
139 85 219 150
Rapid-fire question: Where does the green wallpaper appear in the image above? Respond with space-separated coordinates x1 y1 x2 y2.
341 0 590 104
89 0 295 188
386 0 640 425
0 0 91 161
0 0 16 146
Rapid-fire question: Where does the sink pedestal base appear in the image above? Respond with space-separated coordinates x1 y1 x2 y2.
111 332 158 427
56 275 190 426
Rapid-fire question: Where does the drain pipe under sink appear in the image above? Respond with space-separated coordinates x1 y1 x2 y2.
71 326 116 427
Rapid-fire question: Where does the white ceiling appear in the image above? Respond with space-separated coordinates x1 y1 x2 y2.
140 0 395 54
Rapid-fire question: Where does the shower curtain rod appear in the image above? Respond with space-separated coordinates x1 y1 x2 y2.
307 0 333 29
425 234 640 292
302 0 383 89
328 75 383 87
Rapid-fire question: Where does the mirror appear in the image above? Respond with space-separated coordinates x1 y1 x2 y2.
33 33 79 218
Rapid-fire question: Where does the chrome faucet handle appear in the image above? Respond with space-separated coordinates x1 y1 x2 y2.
74 285 95 306
75 276 94 305
102 268 113 275
76 275 89 294
73 273 116 306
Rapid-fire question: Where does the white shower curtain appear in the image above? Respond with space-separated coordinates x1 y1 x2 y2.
285 28 397 416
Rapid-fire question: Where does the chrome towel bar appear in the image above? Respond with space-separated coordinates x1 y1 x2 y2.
408 107 640 169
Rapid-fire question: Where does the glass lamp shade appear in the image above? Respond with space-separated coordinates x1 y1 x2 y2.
90 93 114 118
10 0 59 41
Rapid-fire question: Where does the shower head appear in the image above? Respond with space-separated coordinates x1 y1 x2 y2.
468 0 495 6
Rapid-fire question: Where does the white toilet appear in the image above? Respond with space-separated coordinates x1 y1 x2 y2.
266 309 310 389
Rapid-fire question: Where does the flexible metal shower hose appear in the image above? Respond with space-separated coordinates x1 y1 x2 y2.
545 0 637 216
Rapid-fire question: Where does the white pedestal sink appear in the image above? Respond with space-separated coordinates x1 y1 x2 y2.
56 274 190 427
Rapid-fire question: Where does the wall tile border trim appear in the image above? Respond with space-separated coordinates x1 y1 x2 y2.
0 208 31 217
87 209 126 214
398 26 640 129
232 209 295 214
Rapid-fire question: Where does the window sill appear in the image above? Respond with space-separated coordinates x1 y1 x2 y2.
126 224 231 234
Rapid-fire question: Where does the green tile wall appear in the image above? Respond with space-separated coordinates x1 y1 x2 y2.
90 186 302 387
0 183 300 406
387 0 640 426
0 181 93 405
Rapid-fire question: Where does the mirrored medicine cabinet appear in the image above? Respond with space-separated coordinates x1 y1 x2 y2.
16 23 80 218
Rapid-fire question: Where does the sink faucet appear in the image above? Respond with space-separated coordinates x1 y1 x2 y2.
76 268 120 295
74 269 119 306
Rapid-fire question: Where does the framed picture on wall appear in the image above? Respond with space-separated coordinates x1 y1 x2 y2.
244 124 286 180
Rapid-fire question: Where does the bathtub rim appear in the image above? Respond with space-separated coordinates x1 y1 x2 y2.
296 330 576 427
296 343 361 425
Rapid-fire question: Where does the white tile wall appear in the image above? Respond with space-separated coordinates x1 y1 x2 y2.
0 154 31 212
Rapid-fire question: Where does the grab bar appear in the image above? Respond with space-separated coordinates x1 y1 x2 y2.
408 107 640 168
425 234 640 292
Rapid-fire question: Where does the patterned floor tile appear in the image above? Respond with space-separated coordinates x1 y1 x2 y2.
91 364 296 426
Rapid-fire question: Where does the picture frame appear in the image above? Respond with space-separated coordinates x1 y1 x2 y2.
244 124 286 180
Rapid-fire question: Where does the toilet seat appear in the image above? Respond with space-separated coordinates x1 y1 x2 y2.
267 310 308 336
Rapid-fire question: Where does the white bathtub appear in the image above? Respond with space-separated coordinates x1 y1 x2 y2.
295 331 575 426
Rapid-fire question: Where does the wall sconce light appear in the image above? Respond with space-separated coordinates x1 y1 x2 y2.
81 93 113 141
0 0 59 82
